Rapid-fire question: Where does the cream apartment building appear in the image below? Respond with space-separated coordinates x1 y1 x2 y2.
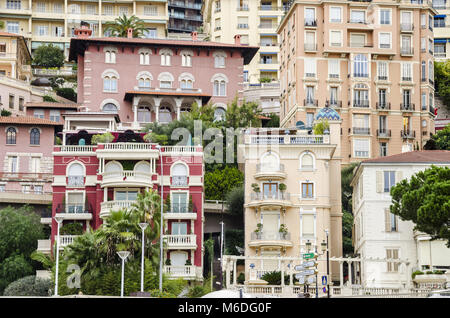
203 0 290 84
278 0 437 164
431 0 450 60
0 0 168 58
239 106 343 283
351 150 450 288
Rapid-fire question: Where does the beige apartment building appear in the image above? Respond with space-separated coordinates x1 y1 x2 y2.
203 0 290 84
0 31 31 80
431 0 450 60
239 106 343 284
0 0 168 58
278 0 437 164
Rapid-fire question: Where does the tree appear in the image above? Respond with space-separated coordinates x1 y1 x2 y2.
104 14 147 38
225 185 244 216
1 109 12 117
313 119 330 135
390 166 450 247
55 87 77 102
434 61 450 112
262 113 280 128
0 206 45 294
225 97 262 129
32 44 64 68
204 166 244 200
429 124 450 150
341 163 358 255
43 95 58 102
3 275 51 296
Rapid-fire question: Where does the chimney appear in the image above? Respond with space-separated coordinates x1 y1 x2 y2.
74 25 92 39
127 28 133 39
191 31 198 41
234 34 241 45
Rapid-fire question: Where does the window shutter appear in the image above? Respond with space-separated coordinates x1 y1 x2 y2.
393 249 399 271
385 208 391 232
376 171 383 193
386 249 392 272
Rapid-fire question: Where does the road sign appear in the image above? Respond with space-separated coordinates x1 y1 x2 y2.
295 275 316 284
296 275 305 283
322 275 328 286
294 265 304 271
323 287 327 293
297 269 317 276
303 253 316 259
303 260 317 268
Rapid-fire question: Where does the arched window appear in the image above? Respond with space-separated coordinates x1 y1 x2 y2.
68 162 84 186
102 103 118 113
353 54 368 77
136 71 153 89
6 127 16 144
159 106 172 123
260 152 279 171
211 74 228 96
160 48 173 66
213 51 226 68
158 72 174 88
140 52 150 65
179 72 195 89
104 161 123 180
181 79 193 89
105 50 116 63
301 153 314 170
181 50 193 67
214 107 226 122
137 106 151 123
103 75 118 92
172 163 188 186
134 161 150 174
30 128 40 145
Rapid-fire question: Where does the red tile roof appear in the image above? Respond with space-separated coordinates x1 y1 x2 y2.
25 102 80 109
362 151 450 164
0 116 62 126
0 31 23 37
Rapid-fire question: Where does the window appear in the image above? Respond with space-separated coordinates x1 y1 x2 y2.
353 83 369 107
18 97 24 111
158 72 173 89
9 94 14 109
9 156 18 172
144 5 157 16
6 0 21 9
159 106 172 123
0 185 4 192
6 127 16 144
137 107 151 122
172 192 188 212
328 59 339 78
301 182 314 198
138 77 151 89
171 222 187 235
353 139 369 157
380 9 391 24
429 61 434 82
180 79 193 89
304 58 316 77
68 163 84 186
30 128 40 145
50 109 60 122
402 89 411 108
214 107 226 122
330 31 342 47
214 51 226 68
301 153 314 170
330 87 338 106
378 89 387 108
383 171 395 192
54 3 62 13
421 13 426 28
386 249 399 272
36 2 46 12
160 51 171 66
301 213 315 238
213 79 226 96
172 163 188 186
421 37 426 52
68 3 80 13
350 33 365 48
115 190 138 201
237 16 249 29
306 113 314 128
421 61 426 81
353 54 368 77
434 16 445 28
119 6 129 16
379 33 391 49
385 208 398 232
143 28 157 39
377 61 388 80
140 52 150 65
105 50 116 63
181 51 193 67
330 7 341 23
350 10 365 23
401 63 412 81
304 8 316 25
6 22 19 34
103 76 118 92
31 157 40 173
86 4 96 14
102 103 118 113
306 86 315 105
103 4 113 15
380 142 388 157
33 109 44 118
67 192 84 213
34 185 43 194
422 92 427 110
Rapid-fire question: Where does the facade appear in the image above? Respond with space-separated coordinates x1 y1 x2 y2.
168 0 203 33
0 31 31 80
351 150 450 288
68 27 258 128
243 82 281 115
239 106 343 283
278 0 437 164
431 0 450 60
0 116 60 213
0 0 169 58
25 101 80 124
202 0 290 84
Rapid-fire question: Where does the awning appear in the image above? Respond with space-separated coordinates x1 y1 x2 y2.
260 69 278 72
434 39 448 43
435 15 446 18
260 52 278 55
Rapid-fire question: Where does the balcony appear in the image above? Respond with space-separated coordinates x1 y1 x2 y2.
401 76 412 82
400 23 414 33
326 100 342 108
0 189 52 205
172 176 188 186
401 130 415 139
247 134 330 145
304 99 318 108
56 145 95 153
55 203 93 220
304 43 317 52
163 265 196 279
248 231 293 248
353 100 370 108
376 102 391 110
37 239 51 254
377 129 391 138
400 47 414 56
400 103 415 112
237 5 249 11
164 234 197 249
255 163 286 180
100 200 135 218
59 235 80 247
101 171 153 187
304 19 317 27
0 172 52 182
352 127 370 135
96 142 159 160
165 203 197 220
67 175 84 187
247 192 292 208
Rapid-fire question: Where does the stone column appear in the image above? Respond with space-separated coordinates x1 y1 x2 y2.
132 96 140 128
175 98 182 120
339 261 344 287
195 98 202 108
289 260 293 286
348 261 353 286
98 0 102 35
103 187 107 201
225 258 231 288
154 98 162 122
281 260 285 287
233 259 237 286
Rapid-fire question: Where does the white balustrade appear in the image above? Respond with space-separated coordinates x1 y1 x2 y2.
161 146 199 153
102 142 154 151
164 234 196 247
59 235 79 247
59 145 95 152
101 200 135 211
247 135 330 145
102 171 152 184
164 265 196 277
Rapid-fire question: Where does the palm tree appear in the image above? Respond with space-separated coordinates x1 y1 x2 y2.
104 14 147 38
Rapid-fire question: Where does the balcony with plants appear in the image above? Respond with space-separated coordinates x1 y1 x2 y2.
247 183 292 208
248 223 293 248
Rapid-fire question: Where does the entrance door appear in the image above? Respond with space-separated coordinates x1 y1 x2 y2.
170 251 188 274
263 183 278 199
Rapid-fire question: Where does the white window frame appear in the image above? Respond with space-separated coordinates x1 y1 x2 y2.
329 6 342 23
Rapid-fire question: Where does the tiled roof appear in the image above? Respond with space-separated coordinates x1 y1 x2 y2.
0 116 62 126
0 31 23 37
362 151 450 164
69 36 259 64
25 102 80 109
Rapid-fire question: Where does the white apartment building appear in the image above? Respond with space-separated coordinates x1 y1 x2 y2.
351 150 450 289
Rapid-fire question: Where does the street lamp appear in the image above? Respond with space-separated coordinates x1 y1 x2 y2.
53 215 64 296
138 222 149 293
117 251 130 298
156 144 164 292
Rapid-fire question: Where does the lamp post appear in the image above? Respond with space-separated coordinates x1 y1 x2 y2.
117 251 130 298
321 229 330 298
156 144 164 292
138 222 148 293
53 215 64 296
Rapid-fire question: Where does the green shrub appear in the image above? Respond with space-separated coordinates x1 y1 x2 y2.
60 222 83 235
150 289 176 298
412 270 424 279
91 132 115 145
187 285 207 298
3 275 51 296
259 77 272 83
237 272 245 284
55 87 77 102
261 271 289 285
43 95 58 102
313 119 330 135
1 109 11 117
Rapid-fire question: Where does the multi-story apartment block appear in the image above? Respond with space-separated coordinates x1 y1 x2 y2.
243 81 281 115
431 0 450 60
68 26 257 127
0 116 60 214
0 31 31 80
239 106 343 283
168 0 203 33
0 0 169 58
351 150 450 288
25 101 80 124
203 0 290 84
278 0 437 164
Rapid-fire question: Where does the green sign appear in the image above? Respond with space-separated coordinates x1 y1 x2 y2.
303 253 315 259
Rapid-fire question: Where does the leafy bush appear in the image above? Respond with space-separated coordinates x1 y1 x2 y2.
150 289 176 298
204 166 244 200
237 273 245 284
60 222 83 235
3 275 51 296
55 87 77 102
1 109 11 117
259 77 272 83
313 119 330 135
224 229 244 255
187 285 207 298
33 44 64 68
43 95 58 102
412 270 424 279
225 185 244 216
261 271 289 285
91 132 115 145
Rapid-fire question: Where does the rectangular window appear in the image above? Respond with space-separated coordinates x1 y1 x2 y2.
171 222 187 235
67 192 84 213
385 208 398 232
119 6 129 16
386 249 399 272
50 109 60 122
354 139 370 158
103 5 113 15
304 58 316 77
115 190 138 201
36 2 46 12
31 157 40 173
330 7 341 23
328 59 339 78
401 63 412 81
18 97 24 111
350 10 365 23
9 94 14 109
172 192 188 212
144 5 157 16
304 8 316 25
6 0 21 9
306 113 314 128
380 142 388 157
379 33 391 49
422 92 427 110
350 33 366 48
330 30 342 47
380 9 391 24
377 61 388 80
383 171 396 192
37 25 48 36
54 3 63 13
378 89 387 108
7 22 19 34
9 156 18 173
301 213 315 237
143 28 157 39
301 182 314 198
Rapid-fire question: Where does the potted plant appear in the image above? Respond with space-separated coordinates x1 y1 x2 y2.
185 259 192 266
254 223 263 239
251 183 260 193
279 224 288 239
279 183 287 192
165 258 171 266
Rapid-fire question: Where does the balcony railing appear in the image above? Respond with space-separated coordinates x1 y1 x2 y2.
172 175 188 186
400 103 415 111
352 127 370 135
58 145 95 152
401 76 412 82
401 130 416 139
55 202 92 214
163 265 196 277
164 234 196 247
250 192 291 201
237 5 249 11
326 100 342 108
0 172 52 181
353 100 370 108
378 76 388 81
67 175 84 187
304 99 318 107
376 102 391 110
304 19 317 27
101 200 134 212
400 47 414 55
251 232 291 241
170 202 191 213
400 23 414 32
248 135 329 145
101 143 153 151
377 129 391 138
304 43 317 51
102 171 152 184
256 163 285 174
59 235 79 247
